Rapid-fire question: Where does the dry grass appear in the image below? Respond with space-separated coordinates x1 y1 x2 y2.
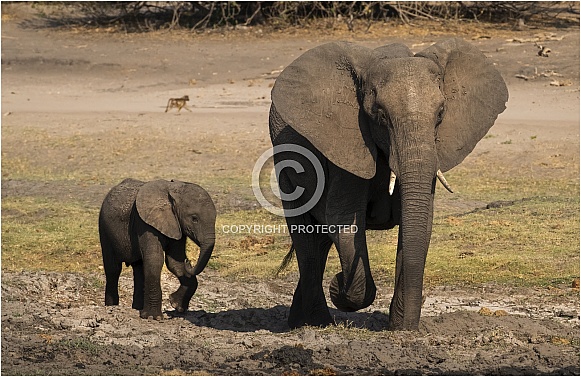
2 172 578 288
429 192 579 286
2 114 578 288
2 196 102 273
207 177 580 287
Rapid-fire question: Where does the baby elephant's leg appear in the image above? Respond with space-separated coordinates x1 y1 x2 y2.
166 240 198 313
139 234 165 320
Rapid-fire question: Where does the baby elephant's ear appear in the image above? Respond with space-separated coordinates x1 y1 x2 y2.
136 180 182 240
416 38 509 172
271 42 377 179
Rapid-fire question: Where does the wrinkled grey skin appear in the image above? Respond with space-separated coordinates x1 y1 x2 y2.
99 178 216 319
269 39 508 330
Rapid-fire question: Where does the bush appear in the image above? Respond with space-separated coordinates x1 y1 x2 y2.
29 1 579 32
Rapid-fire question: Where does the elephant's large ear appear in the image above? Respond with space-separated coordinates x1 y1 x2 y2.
416 38 509 172
271 42 377 179
136 180 182 240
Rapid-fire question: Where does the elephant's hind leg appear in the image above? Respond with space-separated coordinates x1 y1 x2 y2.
287 215 334 329
104 264 122 306
131 261 145 310
101 238 122 306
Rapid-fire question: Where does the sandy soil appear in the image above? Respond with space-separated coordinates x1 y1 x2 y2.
1 4 580 375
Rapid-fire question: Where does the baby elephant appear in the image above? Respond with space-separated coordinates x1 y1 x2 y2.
99 178 216 319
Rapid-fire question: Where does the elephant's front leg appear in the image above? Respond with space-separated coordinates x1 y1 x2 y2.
139 232 165 320
326 166 376 313
328 216 377 312
165 239 198 313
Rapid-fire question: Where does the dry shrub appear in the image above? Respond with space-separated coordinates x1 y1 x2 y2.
35 1 579 32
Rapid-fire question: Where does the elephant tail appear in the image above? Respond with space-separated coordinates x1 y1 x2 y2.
276 244 295 276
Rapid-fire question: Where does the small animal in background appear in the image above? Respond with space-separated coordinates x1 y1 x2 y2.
165 95 192 112
99 178 216 319
535 43 551 57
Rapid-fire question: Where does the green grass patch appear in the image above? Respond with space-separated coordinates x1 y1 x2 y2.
3 182 578 288
2 157 578 288
57 337 103 356
2 196 101 273
427 194 579 286
445 169 579 204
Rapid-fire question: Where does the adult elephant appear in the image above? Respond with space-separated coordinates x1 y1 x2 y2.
99 178 216 319
269 39 508 330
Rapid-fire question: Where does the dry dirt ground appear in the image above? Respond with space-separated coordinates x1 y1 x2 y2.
1 4 580 376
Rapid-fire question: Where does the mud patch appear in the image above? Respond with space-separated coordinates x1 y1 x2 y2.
2 271 579 375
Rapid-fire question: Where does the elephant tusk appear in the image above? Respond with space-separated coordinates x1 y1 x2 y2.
388 171 397 195
436 169 454 193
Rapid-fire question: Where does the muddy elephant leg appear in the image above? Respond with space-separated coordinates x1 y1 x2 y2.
165 238 198 313
101 238 122 306
326 165 376 312
104 265 122 306
328 215 376 312
139 232 165 320
131 261 145 310
286 215 334 329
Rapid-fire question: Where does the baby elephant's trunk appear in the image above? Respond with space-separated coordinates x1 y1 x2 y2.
184 237 215 276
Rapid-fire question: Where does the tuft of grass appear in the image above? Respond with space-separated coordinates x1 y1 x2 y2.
57 337 103 356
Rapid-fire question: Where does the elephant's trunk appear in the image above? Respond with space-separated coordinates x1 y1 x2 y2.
389 178 434 330
388 118 437 330
184 234 215 276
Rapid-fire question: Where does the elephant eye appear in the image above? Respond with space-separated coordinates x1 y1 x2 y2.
192 216 199 223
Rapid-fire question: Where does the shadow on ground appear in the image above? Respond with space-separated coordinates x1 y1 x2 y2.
170 305 390 333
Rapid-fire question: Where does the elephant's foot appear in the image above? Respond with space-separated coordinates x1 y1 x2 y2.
104 293 119 306
387 301 421 331
288 298 333 329
329 272 376 312
387 317 419 331
169 291 189 313
169 284 196 313
139 308 163 320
